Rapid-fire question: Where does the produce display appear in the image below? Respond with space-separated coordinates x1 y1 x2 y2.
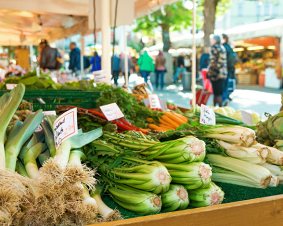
0 75 282 225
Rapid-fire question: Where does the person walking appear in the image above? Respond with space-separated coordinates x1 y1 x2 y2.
111 54 120 86
90 51 101 72
155 51 166 90
120 53 132 84
174 54 186 83
222 34 237 104
207 35 227 107
39 39 62 71
138 50 154 84
199 47 210 71
69 42 81 76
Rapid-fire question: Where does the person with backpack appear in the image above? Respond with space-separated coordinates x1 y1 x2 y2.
39 39 62 71
222 34 237 104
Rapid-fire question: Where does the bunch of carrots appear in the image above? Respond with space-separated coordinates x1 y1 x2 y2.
147 111 188 132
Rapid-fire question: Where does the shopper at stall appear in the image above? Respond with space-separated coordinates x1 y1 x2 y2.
90 51 101 72
39 39 62 70
222 34 237 104
174 54 186 84
69 42 81 75
199 47 210 71
155 51 166 90
120 53 133 83
138 50 154 84
208 35 227 107
111 54 120 86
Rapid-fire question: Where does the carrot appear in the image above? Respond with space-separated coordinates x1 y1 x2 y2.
160 115 179 128
159 124 175 130
159 118 176 128
164 111 186 125
148 124 166 132
171 112 188 123
146 118 155 123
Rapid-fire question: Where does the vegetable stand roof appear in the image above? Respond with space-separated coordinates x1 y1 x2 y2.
0 0 177 46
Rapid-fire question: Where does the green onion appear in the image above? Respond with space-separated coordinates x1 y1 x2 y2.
108 184 161 215
0 83 25 169
161 185 189 212
188 182 224 207
163 162 212 190
207 154 271 188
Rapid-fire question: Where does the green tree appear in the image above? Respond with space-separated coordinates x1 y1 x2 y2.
134 1 192 52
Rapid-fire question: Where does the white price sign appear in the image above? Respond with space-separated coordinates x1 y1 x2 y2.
200 104 216 125
148 94 162 110
43 111 56 116
93 70 107 83
53 108 78 148
241 111 253 125
6 84 17 90
100 103 124 121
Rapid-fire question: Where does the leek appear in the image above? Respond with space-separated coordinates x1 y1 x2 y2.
161 185 189 212
0 83 25 169
217 140 268 164
108 184 161 215
15 160 28 177
5 110 44 171
207 154 271 188
163 162 212 190
38 150 50 166
41 120 56 157
90 186 121 221
188 182 224 207
261 163 283 183
140 136 206 163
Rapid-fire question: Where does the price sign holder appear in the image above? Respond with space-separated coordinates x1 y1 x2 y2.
148 94 162 110
100 103 124 121
200 104 216 125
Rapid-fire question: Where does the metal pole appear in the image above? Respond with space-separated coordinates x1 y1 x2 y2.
191 0 197 108
101 0 111 83
124 26 129 87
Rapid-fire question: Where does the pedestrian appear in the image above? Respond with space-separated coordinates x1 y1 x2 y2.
155 51 166 90
120 53 132 84
199 47 210 71
207 35 227 107
39 39 62 71
111 54 120 86
174 54 186 83
138 50 154 84
222 34 237 104
90 51 101 72
69 42 81 76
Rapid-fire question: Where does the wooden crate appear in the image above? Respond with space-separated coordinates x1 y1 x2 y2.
89 195 283 226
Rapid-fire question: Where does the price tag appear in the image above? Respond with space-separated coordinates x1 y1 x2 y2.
43 111 56 116
53 108 78 148
200 104 216 125
93 70 107 83
100 103 124 121
6 84 17 90
148 94 162 110
241 111 253 125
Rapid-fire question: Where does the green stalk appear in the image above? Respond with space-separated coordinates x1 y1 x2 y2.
253 143 283 165
0 83 25 169
38 150 51 166
24 142 47 179
16 160 28 177
41 120 56 157
5 110 44 171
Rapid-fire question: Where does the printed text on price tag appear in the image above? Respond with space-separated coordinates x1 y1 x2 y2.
148 94 162 110
53 108 78 148
200 104 216 125
93 70 107 83
100 103 124 121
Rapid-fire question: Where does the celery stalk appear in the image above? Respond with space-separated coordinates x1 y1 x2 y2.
5 110 44 171
0 84 25 169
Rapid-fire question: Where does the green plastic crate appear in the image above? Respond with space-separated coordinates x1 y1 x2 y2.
0 90 100 111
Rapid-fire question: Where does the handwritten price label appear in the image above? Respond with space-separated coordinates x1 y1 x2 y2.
148 94 162 110
6 84 17 90
53 108 78 148
200 104 216 125
100 103 124 121
93 70 107 83
241 111 253 125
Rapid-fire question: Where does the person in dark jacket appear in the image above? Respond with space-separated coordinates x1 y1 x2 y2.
208 35 227 107
90 51 102 72
222 34 237 104
174 54 186 83
199 47 210 71
111 54 120 86
39 39 61 70
69 42 81 75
